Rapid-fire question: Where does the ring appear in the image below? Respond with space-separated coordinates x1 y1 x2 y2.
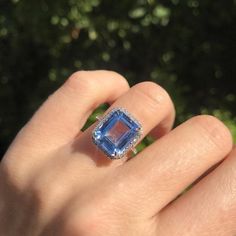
92 108 143 160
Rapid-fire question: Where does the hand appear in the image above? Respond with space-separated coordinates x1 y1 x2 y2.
0 70 234 236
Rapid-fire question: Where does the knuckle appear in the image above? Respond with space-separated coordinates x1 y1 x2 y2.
103 70 129 86
65 71 95 92
31 179 61 212
31 183 50 211
63 212 103 236
97 70 129 92
0 160 24 192
65 70 129 94
64 71 97 95
69 71 88 81
189 115 233 151
133 81 173 110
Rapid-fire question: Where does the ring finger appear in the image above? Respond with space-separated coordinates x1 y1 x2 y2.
71 81 175 167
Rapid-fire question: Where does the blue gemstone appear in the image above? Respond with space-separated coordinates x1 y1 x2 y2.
92 108 141 159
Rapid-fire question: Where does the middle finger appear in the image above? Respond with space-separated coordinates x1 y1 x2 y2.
71 81 175 167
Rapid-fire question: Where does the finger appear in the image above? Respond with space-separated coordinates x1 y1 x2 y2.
158 147 236 236
17 71 129 150
72 81 175 166
148 109 176 139
2 71 129 180
116 115 233 217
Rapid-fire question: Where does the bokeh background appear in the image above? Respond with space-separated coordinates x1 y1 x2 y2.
0 0 236 158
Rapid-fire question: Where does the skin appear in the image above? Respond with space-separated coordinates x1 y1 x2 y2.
0 70 235 236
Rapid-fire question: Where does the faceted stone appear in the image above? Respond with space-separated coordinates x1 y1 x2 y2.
92 108 141 159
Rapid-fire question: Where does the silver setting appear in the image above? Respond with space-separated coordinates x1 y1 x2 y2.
95 114 102 121
131 147 138 155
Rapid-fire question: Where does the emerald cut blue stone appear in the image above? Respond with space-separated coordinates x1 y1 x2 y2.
92 108 142 159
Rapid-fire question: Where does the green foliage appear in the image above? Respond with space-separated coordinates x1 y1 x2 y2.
0 0 236 156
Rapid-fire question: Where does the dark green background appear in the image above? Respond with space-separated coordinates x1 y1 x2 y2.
0 0 236 158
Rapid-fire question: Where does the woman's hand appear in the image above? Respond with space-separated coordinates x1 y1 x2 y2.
0 70 234 236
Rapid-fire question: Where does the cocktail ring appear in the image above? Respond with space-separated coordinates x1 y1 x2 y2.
92 108 143 160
